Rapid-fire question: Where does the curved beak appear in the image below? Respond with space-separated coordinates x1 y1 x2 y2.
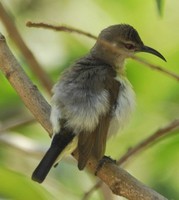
139 45 166 62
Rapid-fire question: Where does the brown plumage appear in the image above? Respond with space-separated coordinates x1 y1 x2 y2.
32 24 166 183
77 61 120 169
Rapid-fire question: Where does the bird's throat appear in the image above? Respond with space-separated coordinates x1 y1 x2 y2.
114 57 126 76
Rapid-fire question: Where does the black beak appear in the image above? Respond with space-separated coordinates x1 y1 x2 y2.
139 45 166 62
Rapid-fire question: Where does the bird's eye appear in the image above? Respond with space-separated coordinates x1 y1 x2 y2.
124 43 135 50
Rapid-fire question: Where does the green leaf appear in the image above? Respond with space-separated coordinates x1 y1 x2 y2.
156 0 165 16
0 167 54 200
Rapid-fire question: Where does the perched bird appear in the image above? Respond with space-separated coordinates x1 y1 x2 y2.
32 24 166 183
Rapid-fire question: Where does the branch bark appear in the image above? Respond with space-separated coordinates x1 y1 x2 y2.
0 33 168 200
0 3 53 94
77 154 167 200
83 119 179 200
0 33 52 135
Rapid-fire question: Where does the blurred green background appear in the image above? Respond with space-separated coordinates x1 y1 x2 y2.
0 0 179 199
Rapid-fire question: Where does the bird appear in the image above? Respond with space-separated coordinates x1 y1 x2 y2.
32 24 166 183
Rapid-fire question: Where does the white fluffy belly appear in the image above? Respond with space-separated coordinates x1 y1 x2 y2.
108 76 136 136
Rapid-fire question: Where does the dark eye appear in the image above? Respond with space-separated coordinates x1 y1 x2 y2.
124 43 135 50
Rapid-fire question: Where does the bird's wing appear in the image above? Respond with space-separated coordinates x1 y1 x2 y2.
77 114 110 170
77 68 120 170
49 56 120 171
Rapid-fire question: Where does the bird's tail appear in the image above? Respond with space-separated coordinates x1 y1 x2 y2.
32 130 75 183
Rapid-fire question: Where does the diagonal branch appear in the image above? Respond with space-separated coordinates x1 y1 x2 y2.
83 119 179 199
26 21 97 40
73 150 168 200
118 119 179 165
131 55 179 81
26 21 179 82
0 3 53 94
0 33 168 200
0 33 52 135
88 119 177 198
0 115 35 134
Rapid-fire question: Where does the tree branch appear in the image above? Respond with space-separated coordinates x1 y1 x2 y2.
73 150 167 200
0 33 52 135
0 115 35 134
83 119 179 199
0 33 168 199
0 3 53 94
131 55 179 81
26 21 97 40
117 119 179 165
26 21 179 82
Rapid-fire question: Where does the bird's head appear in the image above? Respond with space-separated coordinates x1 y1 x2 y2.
91 24 166 70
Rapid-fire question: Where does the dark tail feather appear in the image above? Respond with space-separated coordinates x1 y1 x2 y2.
32 130 75 183
32 145 62 183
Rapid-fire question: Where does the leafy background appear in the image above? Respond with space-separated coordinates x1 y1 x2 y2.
0 0 179 199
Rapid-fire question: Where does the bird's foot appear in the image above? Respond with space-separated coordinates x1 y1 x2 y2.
95 155 116 176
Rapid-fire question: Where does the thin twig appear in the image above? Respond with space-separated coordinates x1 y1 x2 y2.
82 119 179 200
26 21 97 40
0 116 35 134
26 21 179 82
117 119 179 165
0 3 53 94
131 55 179 81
